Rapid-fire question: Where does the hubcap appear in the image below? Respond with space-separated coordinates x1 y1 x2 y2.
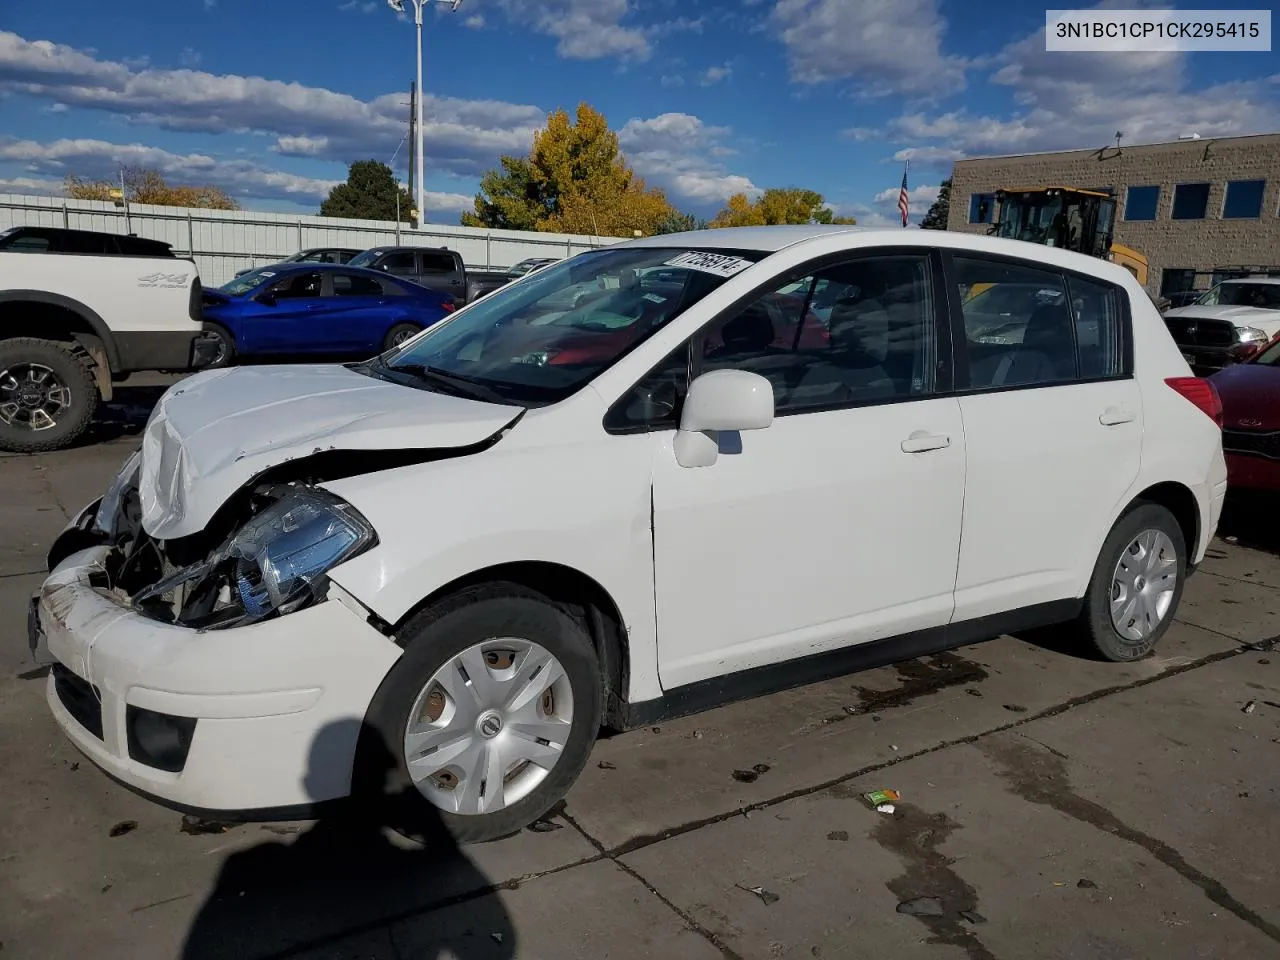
1110 529 1178 642
0 363 71 432
392 328 413 345
403 638 574 816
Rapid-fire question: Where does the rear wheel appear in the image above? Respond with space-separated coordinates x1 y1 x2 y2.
203 324 235 368
358 583 603 844
0 338 99 453
1076 503 1185 661
383 323 420 352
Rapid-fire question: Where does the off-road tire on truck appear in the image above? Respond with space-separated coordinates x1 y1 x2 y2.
0 337 100 454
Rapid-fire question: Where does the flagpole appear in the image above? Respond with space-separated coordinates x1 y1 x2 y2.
902 158 910 228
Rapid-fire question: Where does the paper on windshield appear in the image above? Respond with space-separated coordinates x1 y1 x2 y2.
664 251 754 279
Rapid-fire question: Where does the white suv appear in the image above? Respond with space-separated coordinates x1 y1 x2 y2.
31 227 1227 842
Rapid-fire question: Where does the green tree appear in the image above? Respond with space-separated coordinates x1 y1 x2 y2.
652 210 706 235
320 160 411 222
462 103 675 236
920 178 951 230
710 188 855 228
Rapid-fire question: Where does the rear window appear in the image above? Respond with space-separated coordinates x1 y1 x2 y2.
422 252 458 274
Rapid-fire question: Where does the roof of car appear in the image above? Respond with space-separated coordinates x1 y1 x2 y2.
620 225 1139 285
1222 276 1280 285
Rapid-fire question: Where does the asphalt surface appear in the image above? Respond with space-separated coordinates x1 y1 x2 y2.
1 375 1279 960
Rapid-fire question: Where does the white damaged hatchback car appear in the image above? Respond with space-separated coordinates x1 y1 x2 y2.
31 227 1227 842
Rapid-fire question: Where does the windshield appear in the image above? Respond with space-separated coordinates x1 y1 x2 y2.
1196 282 1280 309
347 249 382 269
1254 338 1280 366
219 268 278 296
367 246 764 405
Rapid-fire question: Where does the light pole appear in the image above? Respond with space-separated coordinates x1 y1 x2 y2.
387 0 462 228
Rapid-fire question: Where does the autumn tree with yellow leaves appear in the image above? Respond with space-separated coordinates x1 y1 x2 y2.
462 104 675 237
710 188 855 228
64 166 239 210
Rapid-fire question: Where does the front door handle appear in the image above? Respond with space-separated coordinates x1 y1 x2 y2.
901 431 952 454
1099 407 1136 426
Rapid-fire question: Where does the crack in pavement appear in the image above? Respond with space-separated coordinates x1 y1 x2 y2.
980 737 1280 945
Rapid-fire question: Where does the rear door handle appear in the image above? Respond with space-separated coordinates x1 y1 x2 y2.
901 431 952 454
1099 407 1136 426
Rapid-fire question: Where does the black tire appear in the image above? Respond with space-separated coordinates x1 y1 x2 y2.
1076 502 1186 662
0 338 99 454
203 324 236 368
383 322 421 352
357 583 603 844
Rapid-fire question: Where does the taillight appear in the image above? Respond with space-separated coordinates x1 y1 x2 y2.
442 300 456 313
1165 376 1223 428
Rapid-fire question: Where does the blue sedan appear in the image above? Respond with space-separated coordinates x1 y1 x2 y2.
201 263 455 367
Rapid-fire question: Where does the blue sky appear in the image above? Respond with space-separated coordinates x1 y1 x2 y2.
0 0 1277 229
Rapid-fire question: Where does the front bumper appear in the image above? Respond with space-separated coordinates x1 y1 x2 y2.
33 545 402 815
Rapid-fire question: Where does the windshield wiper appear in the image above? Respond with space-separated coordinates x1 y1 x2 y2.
387 364 509 404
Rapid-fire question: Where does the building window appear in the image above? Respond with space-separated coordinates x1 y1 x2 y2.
1222 179 1265 219
1160 268 1196 297
1171 182 1211 220
1124 185 1160 221
969 193 996 224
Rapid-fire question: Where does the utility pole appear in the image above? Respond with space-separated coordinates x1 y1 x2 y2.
407 80 418 229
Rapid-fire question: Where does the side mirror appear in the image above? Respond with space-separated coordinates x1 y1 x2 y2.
674 369 774 468
256 291 276 306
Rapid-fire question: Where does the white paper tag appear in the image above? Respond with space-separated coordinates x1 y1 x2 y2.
642 292 667 303
664 251 754 279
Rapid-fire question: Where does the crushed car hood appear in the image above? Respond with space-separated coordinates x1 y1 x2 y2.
139 364 522 540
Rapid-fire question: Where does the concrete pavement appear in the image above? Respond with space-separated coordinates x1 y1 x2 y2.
1 384 1277 960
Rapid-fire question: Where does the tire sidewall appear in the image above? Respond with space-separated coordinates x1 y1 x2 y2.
358 588 603 844
0 338 99 453
204 324 235 368
1085 503 1187 661
383 323 420 352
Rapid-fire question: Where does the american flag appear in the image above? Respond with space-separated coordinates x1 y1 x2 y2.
897 162 910 227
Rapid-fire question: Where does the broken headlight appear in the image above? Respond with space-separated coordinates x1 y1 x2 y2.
225 488 375 619
95 448 141 537
132 486 375 626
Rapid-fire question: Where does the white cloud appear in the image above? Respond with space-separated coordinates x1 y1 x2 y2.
841 127 878 141
0 175 63 195
618 112 757 205
0 31 544 177
660 74 684 87
179 47 201 68
0 137 341 202
495 0 650 61
769 0 966 97
890 145 965 167
885 2 1280 163
463 14 485 29
701 63 732 86
873 183 939 206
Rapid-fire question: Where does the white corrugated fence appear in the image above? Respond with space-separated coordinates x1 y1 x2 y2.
0 193 623 287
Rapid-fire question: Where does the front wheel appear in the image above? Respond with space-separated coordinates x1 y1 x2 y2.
358 584 603 844
1076 503 1186 661
383 323 421 352
0 338 99 453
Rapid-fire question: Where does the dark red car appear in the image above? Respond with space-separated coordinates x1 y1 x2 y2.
1211 332 1280 491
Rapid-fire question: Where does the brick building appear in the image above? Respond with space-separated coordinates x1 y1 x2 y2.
946 132 1280 298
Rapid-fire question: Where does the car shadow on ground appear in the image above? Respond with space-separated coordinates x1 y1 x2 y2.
181 720 517 960
80 384 174 446
1216 490 1280 555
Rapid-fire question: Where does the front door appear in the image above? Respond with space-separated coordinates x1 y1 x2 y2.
647 251 967 690
250 270 326 354
946 252 1143 621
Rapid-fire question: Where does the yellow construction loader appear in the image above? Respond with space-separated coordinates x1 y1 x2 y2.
990 186 1149 287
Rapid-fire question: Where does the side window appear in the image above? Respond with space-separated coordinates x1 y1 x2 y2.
699 255 936 414
955 257 1074 389
380 251 417 274
271 271 324 299
3 234 51 252
605 344 691 432
300 251 328 262
338 251 357 264
332 273 383 296
421 252 457 274
1067 275 1125 379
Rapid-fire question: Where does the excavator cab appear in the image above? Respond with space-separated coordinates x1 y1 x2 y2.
991 187 1147 286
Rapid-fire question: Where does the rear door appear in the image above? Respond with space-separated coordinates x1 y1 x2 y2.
946 251 1142 622
420 250 466 300
318 272 388 353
